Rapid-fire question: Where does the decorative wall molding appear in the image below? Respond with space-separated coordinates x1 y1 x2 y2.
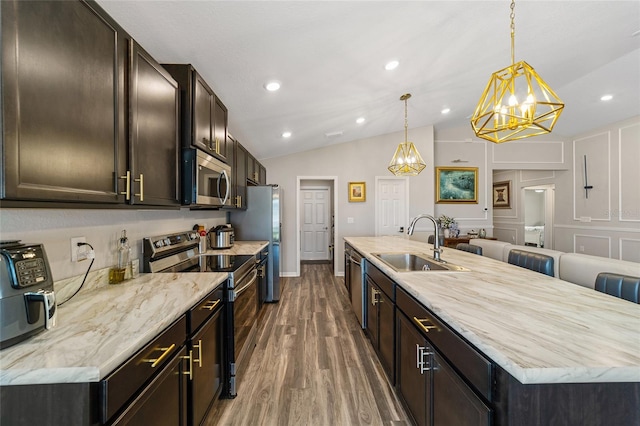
572 132 611 222
492 141 564 164
519 170 555 182
618 122 640 222
554 223 640 233
619 238 640 262
573 234 611 258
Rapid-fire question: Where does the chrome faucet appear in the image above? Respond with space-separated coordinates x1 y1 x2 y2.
407 214 442 262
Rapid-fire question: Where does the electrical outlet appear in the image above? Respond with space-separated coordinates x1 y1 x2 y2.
71 237 87 262
579 245 585 252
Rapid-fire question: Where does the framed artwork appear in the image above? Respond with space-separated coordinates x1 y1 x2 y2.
435 167 478 203
348 182 366 202
493 180 511 208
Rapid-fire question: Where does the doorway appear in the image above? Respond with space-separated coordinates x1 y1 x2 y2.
296 177 337 276
523 184 555 249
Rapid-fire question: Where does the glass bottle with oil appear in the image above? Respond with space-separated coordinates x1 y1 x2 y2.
109 230 131 284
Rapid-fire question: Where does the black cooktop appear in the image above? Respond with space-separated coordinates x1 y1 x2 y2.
201 254 255 273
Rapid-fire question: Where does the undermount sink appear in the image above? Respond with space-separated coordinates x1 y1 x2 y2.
372 252 470 272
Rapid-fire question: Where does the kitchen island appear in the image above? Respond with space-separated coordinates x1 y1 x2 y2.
345 236 639 425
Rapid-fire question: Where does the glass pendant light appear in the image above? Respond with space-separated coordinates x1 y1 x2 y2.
470 0 564 143
388 93 426 176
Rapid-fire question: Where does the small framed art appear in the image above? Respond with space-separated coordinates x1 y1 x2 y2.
492 180 511 208
348 182 366 202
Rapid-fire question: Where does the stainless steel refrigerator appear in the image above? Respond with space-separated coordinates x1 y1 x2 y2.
231 185 281 301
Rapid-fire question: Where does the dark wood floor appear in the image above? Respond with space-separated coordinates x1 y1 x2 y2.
205 263 410 425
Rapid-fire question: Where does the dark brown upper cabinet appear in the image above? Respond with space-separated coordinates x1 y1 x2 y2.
230 138 248 209
126 42 180 206
1 0 180 207
247 153 267 185
1 0 127 204
162 64 229 163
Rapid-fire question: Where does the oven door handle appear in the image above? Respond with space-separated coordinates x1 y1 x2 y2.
235 269 258 296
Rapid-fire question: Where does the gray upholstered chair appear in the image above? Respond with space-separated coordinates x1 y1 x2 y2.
455 243 482 255
595 272 640 304
507 249 554 277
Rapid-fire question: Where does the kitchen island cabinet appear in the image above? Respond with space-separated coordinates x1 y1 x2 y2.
345 236 640 426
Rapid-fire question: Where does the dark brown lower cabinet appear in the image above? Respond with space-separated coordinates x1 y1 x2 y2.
189 307 223 426
395 287 491 426
364 261 395 383
396 311 431 426
112 346 188 426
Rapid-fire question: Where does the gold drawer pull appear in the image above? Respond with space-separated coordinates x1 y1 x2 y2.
201 299 220 311
193 339 203 367
144 343 176 368
413 317 439 333
134 173 144 201
119 171 131 200
182 350 193 380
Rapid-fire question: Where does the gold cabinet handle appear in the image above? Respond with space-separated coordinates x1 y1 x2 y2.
235 195 242 208
201 299 220 311
182 350 193 380
193 339 203 367
413 316 438 333
119 170 131 200
215 138 220 154
144 343 176 368
134 173 144 201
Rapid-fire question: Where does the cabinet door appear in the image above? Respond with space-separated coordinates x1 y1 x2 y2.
213 97 228 162
129 42 180 206
190 309 223 426
112 346 188 426
234 142 248 209
396 312 431 426
193 73 213 154
378 289 395 383
2 0 126 203
433 352 491 426
365 277 379 348
247 154 257 183
258 164 267 185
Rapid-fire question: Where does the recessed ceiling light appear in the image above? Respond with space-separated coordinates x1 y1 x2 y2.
600 94 613 101
356 117 366 124
385 60 399 71
282 131 292 138
441 108 451 114
264 81 281 92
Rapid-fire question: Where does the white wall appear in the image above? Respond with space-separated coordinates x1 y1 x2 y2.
0 208 227 281
262 125 435 277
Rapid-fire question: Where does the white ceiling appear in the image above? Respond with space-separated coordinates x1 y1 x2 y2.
96 1 640 160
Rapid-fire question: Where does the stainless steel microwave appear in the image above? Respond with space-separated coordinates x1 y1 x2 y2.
182 149 231 208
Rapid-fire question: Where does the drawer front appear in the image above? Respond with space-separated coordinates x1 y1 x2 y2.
365 260 394 301
189 285 224 334
100 315 187 424
397 287 492 401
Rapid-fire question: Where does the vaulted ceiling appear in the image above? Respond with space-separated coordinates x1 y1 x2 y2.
97 1 640 160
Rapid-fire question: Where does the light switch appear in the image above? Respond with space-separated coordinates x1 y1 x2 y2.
347 217 354 224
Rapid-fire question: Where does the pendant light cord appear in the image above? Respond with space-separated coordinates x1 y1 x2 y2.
510 0 516 65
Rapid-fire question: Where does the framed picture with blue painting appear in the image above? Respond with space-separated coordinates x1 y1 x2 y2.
435 167 478 203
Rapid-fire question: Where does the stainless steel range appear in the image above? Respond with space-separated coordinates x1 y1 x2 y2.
142 231 259 398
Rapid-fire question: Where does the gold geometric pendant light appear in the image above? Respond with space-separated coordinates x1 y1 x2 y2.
470 0 564 143
388 94 426 176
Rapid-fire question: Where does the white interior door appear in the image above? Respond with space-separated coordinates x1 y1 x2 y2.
375 177 409 236
300 188 330 260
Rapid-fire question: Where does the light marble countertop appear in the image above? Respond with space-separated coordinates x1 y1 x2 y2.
0 240 268 386
345 236 640 385
202 240 268 256
0 272 227 386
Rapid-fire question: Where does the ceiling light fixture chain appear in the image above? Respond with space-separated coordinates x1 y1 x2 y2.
388 93 426 176
470 0 564 144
